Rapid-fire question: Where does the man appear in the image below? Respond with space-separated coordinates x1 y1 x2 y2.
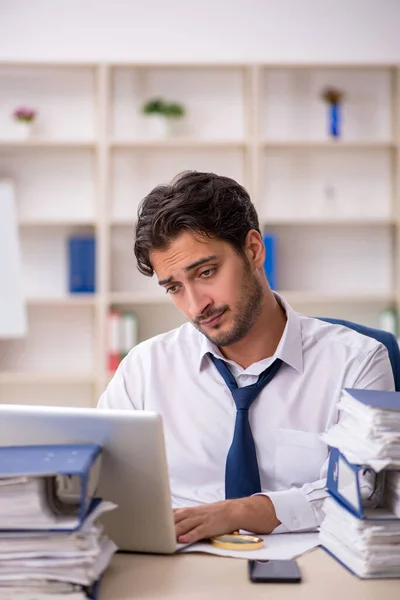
98 171 394 544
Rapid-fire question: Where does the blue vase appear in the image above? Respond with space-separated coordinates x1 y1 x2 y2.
329 102 340 138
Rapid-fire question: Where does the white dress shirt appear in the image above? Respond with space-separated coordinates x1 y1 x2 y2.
98 294 394 533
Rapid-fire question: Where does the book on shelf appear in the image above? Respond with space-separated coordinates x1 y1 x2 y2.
263 233 277 290
107 310 139 371
108 311 121 372
68 236 96 294
120 312 139 359
0 443 118 599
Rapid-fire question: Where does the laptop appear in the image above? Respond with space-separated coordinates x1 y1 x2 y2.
0 404 187 554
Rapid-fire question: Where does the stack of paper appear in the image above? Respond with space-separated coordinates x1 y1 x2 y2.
0 445 117 599
322 388 400 470
320 388 400 579
320 499 400 578
0 499 117 599
0 477 83 530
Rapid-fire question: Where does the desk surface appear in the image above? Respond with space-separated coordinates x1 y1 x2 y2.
100 549 400 599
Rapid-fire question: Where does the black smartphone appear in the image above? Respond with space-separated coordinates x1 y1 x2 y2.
248 559 301 583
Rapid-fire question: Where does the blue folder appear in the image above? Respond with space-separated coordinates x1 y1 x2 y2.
68 236 96 294
326 447 400 521
0 443 102 532
263 233 277 290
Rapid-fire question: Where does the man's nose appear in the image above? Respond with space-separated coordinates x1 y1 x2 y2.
187 287 212 319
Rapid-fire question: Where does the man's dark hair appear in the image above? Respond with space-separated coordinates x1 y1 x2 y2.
134 171 261 277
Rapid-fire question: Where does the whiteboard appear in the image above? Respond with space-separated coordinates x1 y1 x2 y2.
0 180 27 338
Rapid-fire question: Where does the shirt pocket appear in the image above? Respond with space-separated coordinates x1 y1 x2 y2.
274 429 328 489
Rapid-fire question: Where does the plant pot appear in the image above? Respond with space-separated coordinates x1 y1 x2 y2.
13 120 34 140
146 115 170 140
168 118 185 137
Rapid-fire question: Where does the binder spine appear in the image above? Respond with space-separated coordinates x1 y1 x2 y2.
108 311 121 372
120 312 139 359
263 233 277 290
68 236 96 294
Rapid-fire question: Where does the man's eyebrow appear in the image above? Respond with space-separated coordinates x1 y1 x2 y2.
158 276 173 286
184 255 217 272
158 255 218 287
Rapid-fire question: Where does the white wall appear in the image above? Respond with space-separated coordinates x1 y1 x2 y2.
0 0 399 64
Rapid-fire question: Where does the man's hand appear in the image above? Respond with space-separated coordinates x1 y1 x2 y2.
174 495 280 544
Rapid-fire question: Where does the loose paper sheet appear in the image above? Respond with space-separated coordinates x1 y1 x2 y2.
180 532 319 560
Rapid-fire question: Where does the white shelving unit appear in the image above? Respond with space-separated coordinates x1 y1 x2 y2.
0 62 399 407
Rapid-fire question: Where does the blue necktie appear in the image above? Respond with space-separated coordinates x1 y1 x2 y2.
209 354 283 499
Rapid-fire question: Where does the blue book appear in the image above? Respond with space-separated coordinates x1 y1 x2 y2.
263 233 277 290
68 236 96 294
0 444 102 532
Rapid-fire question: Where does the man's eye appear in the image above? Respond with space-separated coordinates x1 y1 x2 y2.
166 285 179 294
200 268 215 278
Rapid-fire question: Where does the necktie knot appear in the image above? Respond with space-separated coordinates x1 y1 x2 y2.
231 386 261 411
208 352 283 499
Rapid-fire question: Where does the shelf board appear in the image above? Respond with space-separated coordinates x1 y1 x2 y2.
261 218 395 226
111 62 248 70
110 218 135 226
0 372 97 384
111 139 247 150
114 217 397 228
109 291 394 306
109 292 169 305
0 139 96 149
19 220 96 227
26 296 98 307
0 61 98 69
262 140 394 150
281 291 395 304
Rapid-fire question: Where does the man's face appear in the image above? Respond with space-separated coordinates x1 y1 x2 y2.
151 231 264 347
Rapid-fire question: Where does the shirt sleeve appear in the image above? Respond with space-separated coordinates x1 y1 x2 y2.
265 343 395 533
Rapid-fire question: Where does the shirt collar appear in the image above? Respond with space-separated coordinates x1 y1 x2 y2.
197 292 304 374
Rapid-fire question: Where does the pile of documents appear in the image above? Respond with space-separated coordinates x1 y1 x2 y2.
320 388 400 579
320 497 400 578
322 388 400 471
0 444 118 599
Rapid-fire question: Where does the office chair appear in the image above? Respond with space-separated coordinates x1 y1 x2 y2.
318 317 400 392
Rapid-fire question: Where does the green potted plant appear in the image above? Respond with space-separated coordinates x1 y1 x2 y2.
141 98 186 139
11 106 37 139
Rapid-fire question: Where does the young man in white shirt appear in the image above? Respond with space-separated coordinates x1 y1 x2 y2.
98 171 394 544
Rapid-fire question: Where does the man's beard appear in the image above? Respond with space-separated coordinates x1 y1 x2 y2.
192 262 264 347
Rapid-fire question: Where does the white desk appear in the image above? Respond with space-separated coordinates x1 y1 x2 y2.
100 549 400 599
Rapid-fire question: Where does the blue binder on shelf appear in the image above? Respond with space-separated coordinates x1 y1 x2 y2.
0 443 102 532
263 233 277 290
68 235 96 294
326 447 400 521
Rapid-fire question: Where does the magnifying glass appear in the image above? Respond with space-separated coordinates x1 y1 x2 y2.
210 532 264 551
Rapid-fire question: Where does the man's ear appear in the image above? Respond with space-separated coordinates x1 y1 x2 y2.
244 230 265 269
